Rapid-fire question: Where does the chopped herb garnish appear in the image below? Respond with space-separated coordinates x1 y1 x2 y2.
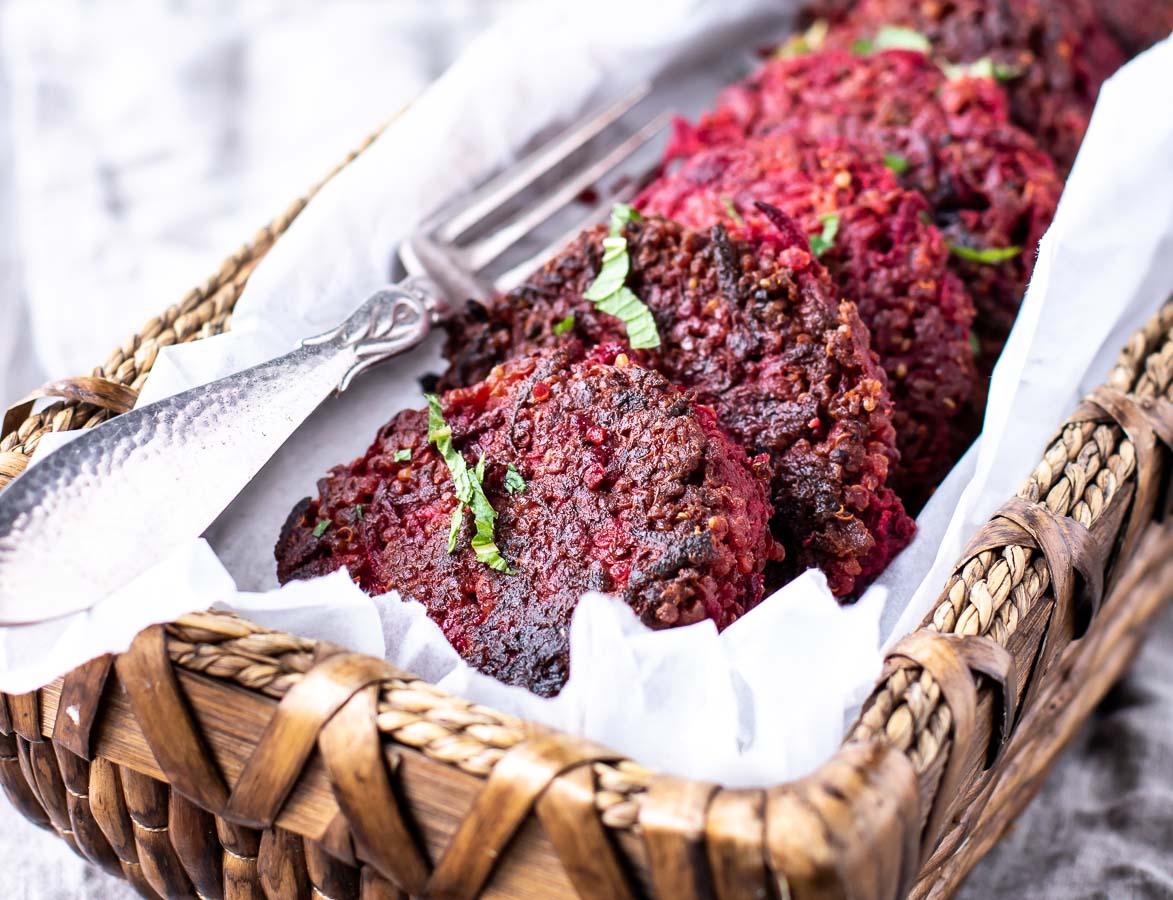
941 57 994 80
583 204 661 350
872 25 932 53
584 235 630 299
969 333 982 358
941 57 1024 81
393 448 412 462
992 60 1026 81
722 195 746 226
505 464 526 494
553 313 576 335
775 19 828 58
447 506 463 552
596 287 661 349
425 394 513 572
312 519 331 538
609 202 641 234
355 504 364 521
467 471 510 572
851 38 874 55
883 152 909 175
809 213 841 258
947 243 1022 264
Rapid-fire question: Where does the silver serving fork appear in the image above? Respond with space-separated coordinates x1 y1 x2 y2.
0 87 674 624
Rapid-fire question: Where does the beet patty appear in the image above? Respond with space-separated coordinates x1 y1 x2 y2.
819 0 1126 173
667 48 1062 371
276 342 780 696
442 213 916 597
637 133 976 504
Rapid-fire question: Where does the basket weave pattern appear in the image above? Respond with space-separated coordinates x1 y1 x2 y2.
1 135 1171 899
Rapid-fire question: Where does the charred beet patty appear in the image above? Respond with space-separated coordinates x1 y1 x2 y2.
276 342 780 696
667 49 1062 371
637 133 976 504
819 0 1125 173
442 213 916 597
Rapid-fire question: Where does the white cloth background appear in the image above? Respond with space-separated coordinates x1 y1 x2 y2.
0 1 1168 896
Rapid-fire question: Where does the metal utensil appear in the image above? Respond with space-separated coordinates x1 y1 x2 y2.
0 85 673 624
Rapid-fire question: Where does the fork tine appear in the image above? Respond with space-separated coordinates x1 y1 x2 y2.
491 179 643 295
403 232 493 303
462 110 673 274
436 84 650 244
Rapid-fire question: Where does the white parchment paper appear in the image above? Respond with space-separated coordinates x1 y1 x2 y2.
2 2 1171 787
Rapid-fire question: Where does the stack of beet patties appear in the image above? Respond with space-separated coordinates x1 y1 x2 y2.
637 133 976 504
277 0 1139 695
812 0 1125 174
666 47 1064 374
443 213 917 597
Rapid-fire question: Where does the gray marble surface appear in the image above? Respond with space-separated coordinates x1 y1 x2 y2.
0 1 1169 897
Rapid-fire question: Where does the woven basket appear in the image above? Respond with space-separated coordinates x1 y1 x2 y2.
2 129 1172 900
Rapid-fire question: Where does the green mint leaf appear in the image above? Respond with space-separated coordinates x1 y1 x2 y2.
947 242 1022 264
312 519 330 538
883 152 909 175
622 308 662 350
582 204 662 350
809 213 841 259
596 286 661 349
393 448 412 462
425 393 450 444
722 195 746 226
447 506 463 553
992 61 1026 81
950 56 1026 81
609 202 641 236
426 394 513 572
942 56 1025 82
467 469 512 573
583 236 630 301
553 313 576 335
942 57 993 80
471 529 514 573
505 464 526 494
775 19 828 58
872 25 932 54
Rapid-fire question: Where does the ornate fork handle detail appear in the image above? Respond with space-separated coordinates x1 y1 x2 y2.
305 277 442 391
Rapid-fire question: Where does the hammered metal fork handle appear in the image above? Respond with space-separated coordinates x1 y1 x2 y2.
0 278 442 624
